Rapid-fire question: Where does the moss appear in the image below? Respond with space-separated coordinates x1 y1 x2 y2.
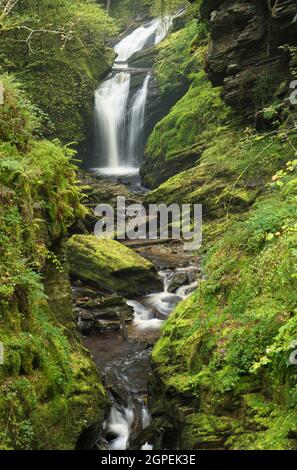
142 68 231 188
0 78 109 449
151 161 297 449
67 235 162 296
0 0 118 159
153 20 203 96
141 0 297 452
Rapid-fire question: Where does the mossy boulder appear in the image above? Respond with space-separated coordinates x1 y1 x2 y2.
67 235 162 296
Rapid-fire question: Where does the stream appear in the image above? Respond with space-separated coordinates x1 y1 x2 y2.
82 247 198 450
80 13 196 451
91 16 171 173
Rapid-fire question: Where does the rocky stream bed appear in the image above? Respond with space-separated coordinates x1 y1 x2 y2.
70 174 199 450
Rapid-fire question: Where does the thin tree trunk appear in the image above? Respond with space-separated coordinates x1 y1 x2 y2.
119 311 129 342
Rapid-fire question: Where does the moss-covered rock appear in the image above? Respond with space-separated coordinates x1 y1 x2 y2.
150 164 297 450
143 1 297 451
0 77 109 450
141 67 231 188
67 235 162 296
74 288 134 334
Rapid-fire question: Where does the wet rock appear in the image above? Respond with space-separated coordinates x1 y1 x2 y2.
166 272 188 293
75 171 141 234
128 69 149 102
75 293 134 335
67 235 162 296
128 47 158 69
172 12 188 32
130 416 172 450
134 241 195 269
79 170 140 206
200 0 296 117
140 142 203 189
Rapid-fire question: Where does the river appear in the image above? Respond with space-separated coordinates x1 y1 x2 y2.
79 13 196 451
82 244 198 450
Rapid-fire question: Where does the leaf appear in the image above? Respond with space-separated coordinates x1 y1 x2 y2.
265 233 274 241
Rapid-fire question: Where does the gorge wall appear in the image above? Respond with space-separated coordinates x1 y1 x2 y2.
0 1 119 449
200 0 296 115
143 0 297 450
0 76 109 449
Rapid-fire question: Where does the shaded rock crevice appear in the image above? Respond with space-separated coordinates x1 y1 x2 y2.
201 0 296 115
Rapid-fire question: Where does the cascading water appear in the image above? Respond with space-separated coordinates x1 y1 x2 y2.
127 74 150 167
105 405 134 450
92 17 172 176
83 12 193 451
94 72 130 168
114 18 170 64
97 263 199 450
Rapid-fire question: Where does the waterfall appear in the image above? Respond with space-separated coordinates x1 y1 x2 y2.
92 17 172 175
127 74 150 166
106 405 134 450
94 72 130 168
114 18 170 64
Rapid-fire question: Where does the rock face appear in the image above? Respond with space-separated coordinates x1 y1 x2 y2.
200 0 296 115
76 170 141 233
140 142 202 189
73 287 134 334
127 21 193 156
144 0 297 452
0 78 110 450
128 46 158 69
67 235 162 296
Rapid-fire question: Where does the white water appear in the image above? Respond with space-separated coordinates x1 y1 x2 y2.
127 267 198 334
127 74 150 166
106 405 134 450
176 281 199 298
102 265 198 450
93 17 172 173
91 166 140 177
95 72 130 168
142 406 151 429
114 18 170 64
141 442 154 450
127 299 164 330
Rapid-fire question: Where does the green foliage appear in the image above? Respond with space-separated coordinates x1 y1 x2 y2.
281 45 297 78
147 9 297 446
152 156 297 448
153 20 202 95
0 76 109 449
99 0 153 26
252 71 279 108
150 0 187 16
0 0 118 155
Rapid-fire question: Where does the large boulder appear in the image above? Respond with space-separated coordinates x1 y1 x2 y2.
67 235 162 296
